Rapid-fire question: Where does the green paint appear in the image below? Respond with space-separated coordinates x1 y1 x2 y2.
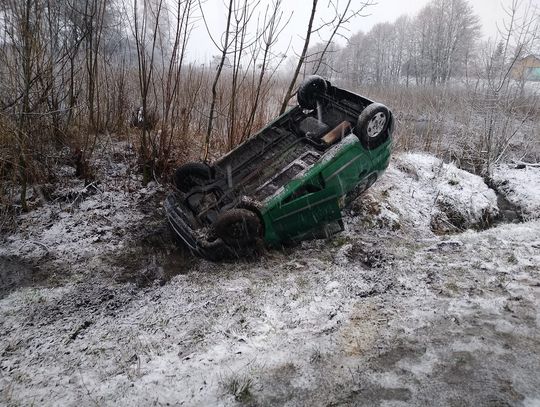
261 134 391 245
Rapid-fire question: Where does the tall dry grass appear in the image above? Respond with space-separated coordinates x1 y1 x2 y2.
348 81 540 174
1 66 538 230
0 63 285 225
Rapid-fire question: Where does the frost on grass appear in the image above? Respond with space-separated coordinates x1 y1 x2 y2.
0 140 164 279
491 164 540 220
351 153 499 235
1 149 540 406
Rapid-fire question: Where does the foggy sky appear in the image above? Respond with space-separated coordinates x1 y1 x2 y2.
187 0 534 63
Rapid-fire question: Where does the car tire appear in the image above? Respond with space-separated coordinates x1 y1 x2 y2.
212 208 263 247
199 237 237 261
355 103 391 150
297 75 328 110
173 162 212 193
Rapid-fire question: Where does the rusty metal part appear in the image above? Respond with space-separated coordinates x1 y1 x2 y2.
321 121 352 145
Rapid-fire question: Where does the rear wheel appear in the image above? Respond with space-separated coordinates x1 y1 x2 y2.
355 103 391 150
297 75 328 110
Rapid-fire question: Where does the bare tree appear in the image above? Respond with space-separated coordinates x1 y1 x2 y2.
8 0 40 211
225 0 260 150
241 0 289 141
279 0 374 114
309 0 373 77
278 0 317 115
201 0 234 161
157 0 196 171
413 0 480 85
474 0 539 173
133 0 163 184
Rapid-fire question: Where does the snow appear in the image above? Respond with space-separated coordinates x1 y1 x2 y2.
1 149 540 406
492 164 540 220
0 141 163 277
350 152 499 235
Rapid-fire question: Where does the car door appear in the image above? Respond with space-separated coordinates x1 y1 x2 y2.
319 139 374 197
268 185 342 241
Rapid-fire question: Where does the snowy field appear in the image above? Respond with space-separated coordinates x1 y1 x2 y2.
1 146 539 406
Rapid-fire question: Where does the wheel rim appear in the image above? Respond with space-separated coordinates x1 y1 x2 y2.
366 112 387 138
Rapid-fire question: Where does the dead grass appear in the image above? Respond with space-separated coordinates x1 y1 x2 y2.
343 81 540 174
220 372 254 402
1 70 538 218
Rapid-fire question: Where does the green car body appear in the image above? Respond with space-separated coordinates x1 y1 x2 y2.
261 133 391 245
164 75 394 260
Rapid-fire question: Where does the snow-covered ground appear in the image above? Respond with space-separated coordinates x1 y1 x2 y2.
354 153 500 235
491 164 540 221
1 147 539 406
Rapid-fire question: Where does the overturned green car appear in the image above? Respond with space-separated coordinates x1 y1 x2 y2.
164 75 394 260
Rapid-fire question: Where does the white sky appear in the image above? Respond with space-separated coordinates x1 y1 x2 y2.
186 0 536 63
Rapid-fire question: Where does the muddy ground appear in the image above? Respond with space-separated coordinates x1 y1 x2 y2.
0 150 539 406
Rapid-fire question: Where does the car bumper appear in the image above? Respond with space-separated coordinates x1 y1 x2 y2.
164 194 241 260
164 193 201 252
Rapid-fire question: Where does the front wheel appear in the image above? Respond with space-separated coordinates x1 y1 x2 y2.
212 208 263 247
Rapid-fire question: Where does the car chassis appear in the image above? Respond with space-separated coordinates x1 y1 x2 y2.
164 75 394 260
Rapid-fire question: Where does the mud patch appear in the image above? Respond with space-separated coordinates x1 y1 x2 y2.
339 242 393 269
0 256 48 299
370 343 427 372
109 223 196 287
426 349 526 406
490 183 524 226
495 192 523 223
31 281 138 327
340 302 384 355
490 164 540 220
430 199 495 234
332 383 412 406
360 386 412 402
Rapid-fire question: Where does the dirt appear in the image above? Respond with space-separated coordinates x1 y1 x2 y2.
0 256 49 300
1 151 539 406
108 223 195 287
489 181 525 226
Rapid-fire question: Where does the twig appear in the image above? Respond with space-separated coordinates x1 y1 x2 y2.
25 240 50 253
511 160 540 167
